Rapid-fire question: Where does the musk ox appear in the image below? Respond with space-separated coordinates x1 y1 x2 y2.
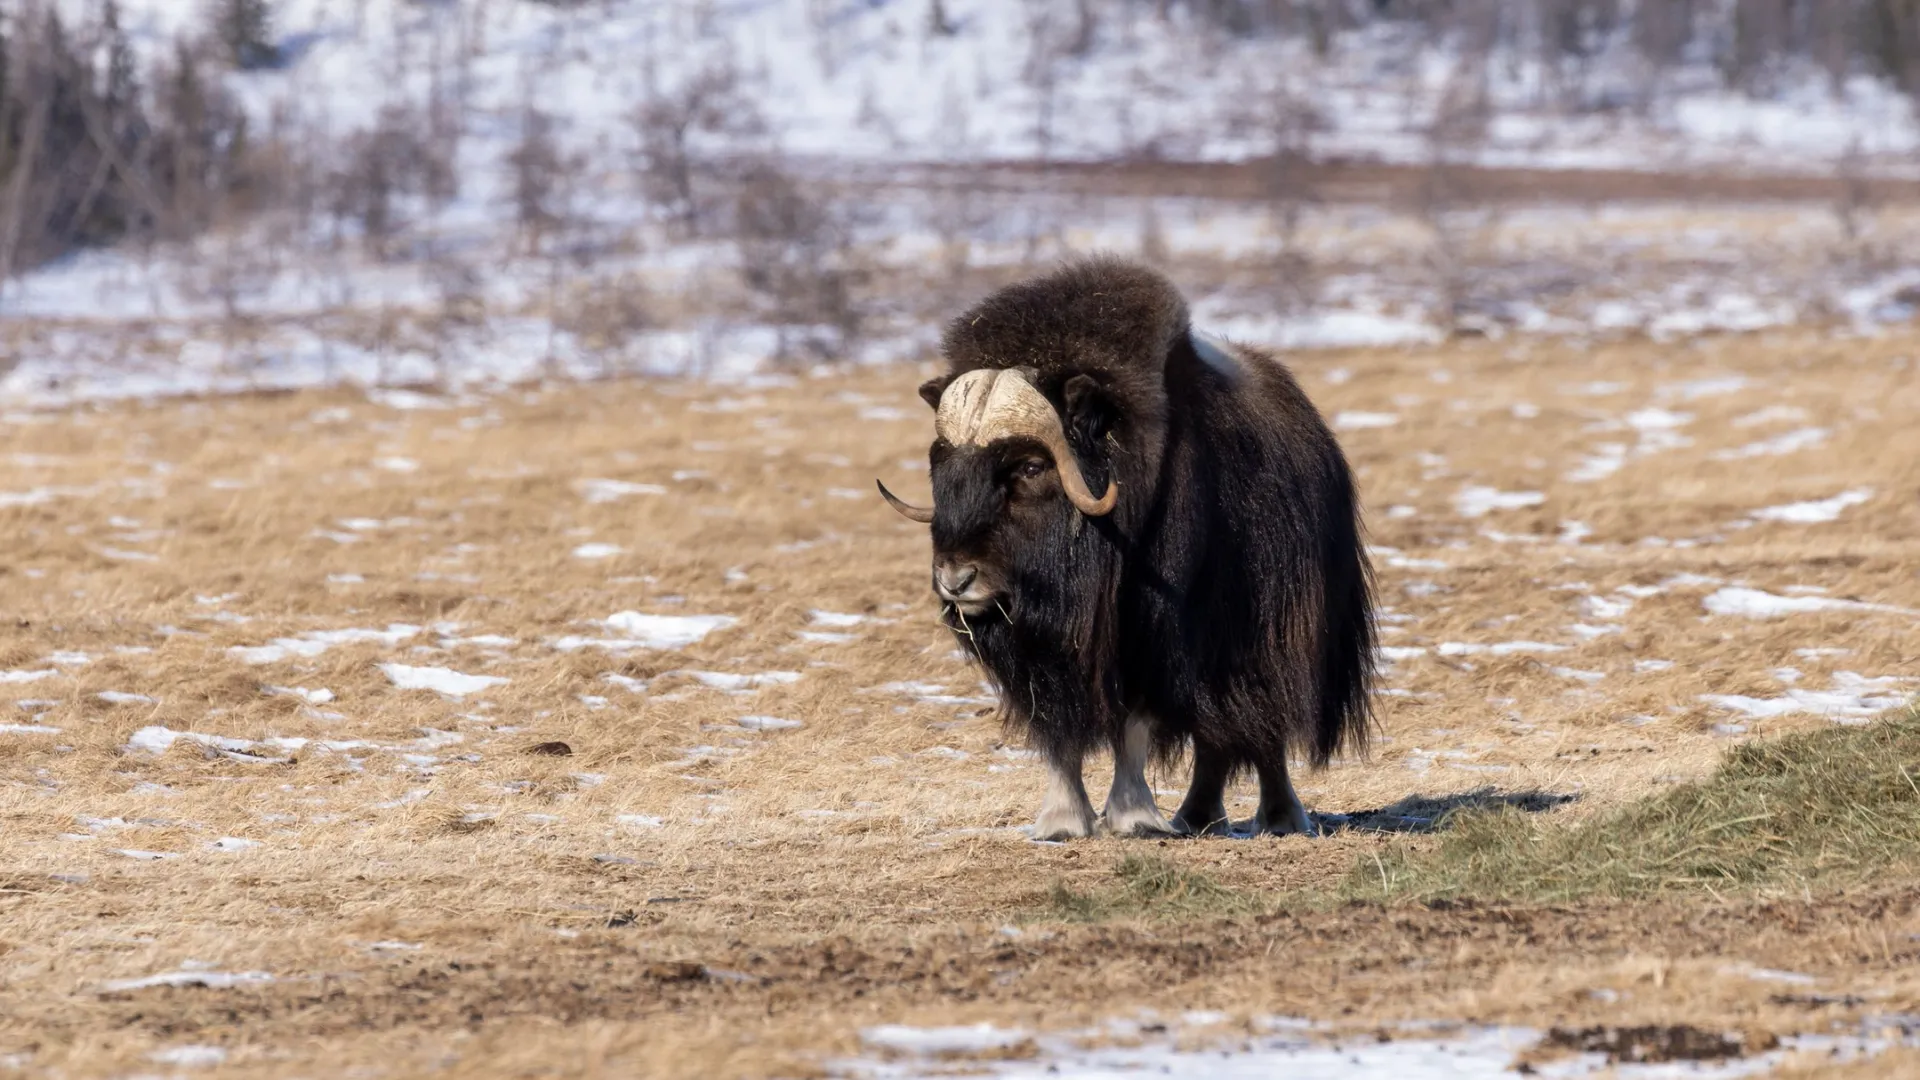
876 257 1375 840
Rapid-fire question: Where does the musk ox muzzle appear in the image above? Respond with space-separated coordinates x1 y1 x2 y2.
875 368 1117 523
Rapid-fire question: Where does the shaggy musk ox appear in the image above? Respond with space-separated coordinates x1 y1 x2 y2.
877 257 1375 841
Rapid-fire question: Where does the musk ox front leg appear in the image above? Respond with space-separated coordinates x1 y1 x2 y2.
1032 746 1098 841
1100 715 1179 837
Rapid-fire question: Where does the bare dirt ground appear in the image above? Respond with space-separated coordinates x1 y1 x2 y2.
2 327 1918 1076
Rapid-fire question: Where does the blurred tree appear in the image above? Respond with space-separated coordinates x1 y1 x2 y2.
928 0 957 36
214 0 280 71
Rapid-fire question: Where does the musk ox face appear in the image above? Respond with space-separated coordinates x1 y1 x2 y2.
925 436 1065 617
875 367 1119 620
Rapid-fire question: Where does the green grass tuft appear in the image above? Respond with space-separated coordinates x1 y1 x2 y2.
1344 709 1920 905
1039 855 1262 922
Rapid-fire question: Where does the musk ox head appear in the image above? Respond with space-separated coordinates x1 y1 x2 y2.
877 367 1116 617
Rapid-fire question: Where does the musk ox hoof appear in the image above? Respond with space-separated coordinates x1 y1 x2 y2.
1032 805 1098 842
1168 812 1235 838
1248 812 1320 838
1100 803 1181 838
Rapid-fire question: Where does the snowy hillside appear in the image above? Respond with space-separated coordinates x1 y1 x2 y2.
3 0 1919 406
85 0 1920 173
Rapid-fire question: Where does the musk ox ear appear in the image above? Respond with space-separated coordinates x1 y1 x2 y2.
918 376 950 411
1062 374 1116 442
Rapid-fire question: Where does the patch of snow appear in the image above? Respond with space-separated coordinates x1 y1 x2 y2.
738 715 803 731
1729 966 1819 986
1659 375 1748 401
208 837 260 852
127 726 255 756
1437 641 1569 656
681 670 802 692
148 1045 228 1068
555 612 738 652
1649 293 1795 340
1580 595 1633 620
1701 672 1907 721
0 669 58 684
0 723 62 734
229 624 421 665
572 542 624 559
367 389 446 411
1565 442 1628 483
1452 486 1545 518
1703 587 1915 619
267 685 335 705
810 610 870 628
0 485 92 508
617 813 665 828
95 691 156 705
440 633 516 649
1332 411 1400 431
1734 405 1811 428
379 664 508 697
839 1022 1684 1079
576 479 667 503
1751 488 1873 524
100 970 274 993
860 1024 1031 1055
1711 427 1829 460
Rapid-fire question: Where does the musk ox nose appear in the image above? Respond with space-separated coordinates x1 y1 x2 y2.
934 563 979 600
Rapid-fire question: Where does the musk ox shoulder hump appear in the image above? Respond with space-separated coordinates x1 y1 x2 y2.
940 256 1190 386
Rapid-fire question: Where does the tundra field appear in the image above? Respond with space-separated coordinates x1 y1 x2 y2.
3 326 1920 1077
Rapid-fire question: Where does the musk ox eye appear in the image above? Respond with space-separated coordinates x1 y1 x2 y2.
1015 459 1048 480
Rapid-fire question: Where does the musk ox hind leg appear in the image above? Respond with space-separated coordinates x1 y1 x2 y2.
1251 758 1317 838
1169 742 1234 837
1032 746 1098 841
1100 715 1179 837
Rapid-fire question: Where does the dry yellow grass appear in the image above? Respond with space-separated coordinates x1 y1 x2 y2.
2 327 1918 1076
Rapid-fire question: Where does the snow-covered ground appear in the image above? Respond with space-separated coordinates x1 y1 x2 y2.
837 1014 1916 1079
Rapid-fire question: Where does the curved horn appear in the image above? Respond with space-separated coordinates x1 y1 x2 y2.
1037 424 1119 516
935 369 1118 517
875 479 935 524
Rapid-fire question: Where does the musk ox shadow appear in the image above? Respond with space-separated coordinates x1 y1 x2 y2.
878 256 1376 841
1317 789 1579 835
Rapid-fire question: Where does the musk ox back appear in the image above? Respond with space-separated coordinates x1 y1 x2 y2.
877 257 1374 840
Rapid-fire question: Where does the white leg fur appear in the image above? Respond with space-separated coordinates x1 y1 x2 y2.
1102 716 1177 837
1033 748 1097 841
